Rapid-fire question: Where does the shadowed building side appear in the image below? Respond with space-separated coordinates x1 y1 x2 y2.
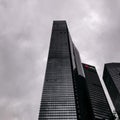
83 63 114 120
103 63 120 118
68 36 94 120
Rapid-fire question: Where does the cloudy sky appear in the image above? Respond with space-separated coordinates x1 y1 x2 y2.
0 0 120 119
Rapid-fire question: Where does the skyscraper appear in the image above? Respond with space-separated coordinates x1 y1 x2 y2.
83 63 114 120
38 21 92 120
38 21 114 120
103 63 120 118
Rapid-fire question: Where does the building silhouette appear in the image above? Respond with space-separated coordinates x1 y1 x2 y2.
103 63 120 118
83 63 114 120
38 21 114 120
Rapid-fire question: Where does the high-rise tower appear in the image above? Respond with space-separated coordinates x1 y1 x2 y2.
83 63 114 120
38 21 92 120
103 63 120 118
38 21 114 120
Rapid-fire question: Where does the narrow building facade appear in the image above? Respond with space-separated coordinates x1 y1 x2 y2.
83 63 114 120
103 63 120 118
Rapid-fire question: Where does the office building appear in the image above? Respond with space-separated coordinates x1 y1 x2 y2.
103 63 120 118
83 63 114 120
38 21 93 120
38 21 114 120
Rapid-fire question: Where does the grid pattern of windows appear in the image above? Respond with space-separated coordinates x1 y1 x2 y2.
109 67 120 91
39 21 77 120
83 64 113 120
103 63 120 118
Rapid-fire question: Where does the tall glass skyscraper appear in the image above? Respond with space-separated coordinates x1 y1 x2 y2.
38 21 114 120
103 63 120 118
83 63 114 120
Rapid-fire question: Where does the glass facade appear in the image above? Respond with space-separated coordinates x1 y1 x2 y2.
38 21 114 120
83 64 114 120
39 21 77 120
103 63 120 118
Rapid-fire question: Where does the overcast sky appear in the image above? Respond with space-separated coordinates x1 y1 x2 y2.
0 0 120 120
